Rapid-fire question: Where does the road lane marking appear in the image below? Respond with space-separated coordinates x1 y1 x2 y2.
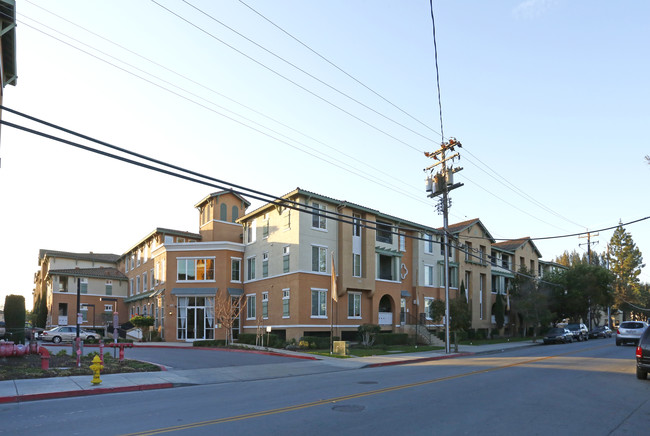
121 345 611 436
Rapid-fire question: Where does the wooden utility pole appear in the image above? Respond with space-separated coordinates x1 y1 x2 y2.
425 138 463 354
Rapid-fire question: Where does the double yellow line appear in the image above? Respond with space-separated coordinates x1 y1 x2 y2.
124 348 598 435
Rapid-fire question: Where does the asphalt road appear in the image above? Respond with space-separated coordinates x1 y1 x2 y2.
7 337 649 436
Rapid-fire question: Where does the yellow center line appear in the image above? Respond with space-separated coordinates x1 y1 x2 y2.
122 346 606 436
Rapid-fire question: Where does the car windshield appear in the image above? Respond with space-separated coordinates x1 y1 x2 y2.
621 322 645 329
548 328 564 334
566 324 579 329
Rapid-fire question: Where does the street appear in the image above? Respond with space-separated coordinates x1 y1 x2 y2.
2 339 649 435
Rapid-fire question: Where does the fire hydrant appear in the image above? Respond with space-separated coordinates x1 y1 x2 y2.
90 355 104 385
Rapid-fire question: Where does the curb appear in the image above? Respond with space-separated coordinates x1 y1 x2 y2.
0 382 174 404
363 352 475 368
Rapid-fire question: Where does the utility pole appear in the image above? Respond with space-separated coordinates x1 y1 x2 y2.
579 231 599 329
425 138 463 354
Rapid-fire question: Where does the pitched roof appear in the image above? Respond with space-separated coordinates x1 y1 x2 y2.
492 237 543 258
194 190 251 209
47 267 127 281
439 218 496 243
39 250 121 264
238 187 442 234
120 227 203 259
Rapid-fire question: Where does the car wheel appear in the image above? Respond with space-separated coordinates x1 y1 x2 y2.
636 367 647 380
616 340 621 346
584 335 588 341
568 336 573 343
86 336 96 343
52 336 62 344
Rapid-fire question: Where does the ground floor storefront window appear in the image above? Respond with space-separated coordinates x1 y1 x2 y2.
177 296 214 340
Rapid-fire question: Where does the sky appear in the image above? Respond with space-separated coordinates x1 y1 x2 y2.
0 0 648 311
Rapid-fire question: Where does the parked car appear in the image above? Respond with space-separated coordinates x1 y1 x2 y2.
566 323 589 342
25 323 45 341
589 325 612 339
636 327 650 379
0 321 5 338
39 326 99 343
616 321 648 346
543 327 574 344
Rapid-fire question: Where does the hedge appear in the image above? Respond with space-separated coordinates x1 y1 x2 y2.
373 333 409 346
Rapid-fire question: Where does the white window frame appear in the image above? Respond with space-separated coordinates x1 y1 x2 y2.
311 202 327 230
247 221 257 244
105 280 113 295
311 288 328 318
282 246 290 273
353 253 361 278
282 288 290 318
399 234 406 252
247 256 256 281
246 294 257 320
311 245 327 273
262 252 269 278
104 304 113 312
424 297 434 320
262 292 268 319
231 258 242 283
424 233 434 254
177 257 216 282
424 264 434 287
348 291 361 319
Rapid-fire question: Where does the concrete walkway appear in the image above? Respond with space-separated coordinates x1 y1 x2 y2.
0 340 539 404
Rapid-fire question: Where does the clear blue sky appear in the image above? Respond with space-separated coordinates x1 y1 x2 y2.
1 0 648 310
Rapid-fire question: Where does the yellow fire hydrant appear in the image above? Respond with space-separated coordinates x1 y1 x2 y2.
90 355 104 385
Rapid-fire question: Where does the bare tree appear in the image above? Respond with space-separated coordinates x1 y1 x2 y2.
214 293 245 346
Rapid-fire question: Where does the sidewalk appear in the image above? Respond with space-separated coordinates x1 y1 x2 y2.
0 340 539 404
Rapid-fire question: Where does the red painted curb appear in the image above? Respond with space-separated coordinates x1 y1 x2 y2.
364 352 474 368
0 383 174 404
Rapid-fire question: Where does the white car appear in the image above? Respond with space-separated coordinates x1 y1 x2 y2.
39 326 99 343
616 321 648 346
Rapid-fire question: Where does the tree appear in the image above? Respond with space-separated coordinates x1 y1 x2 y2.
549 263 613 327
214 292 246 346
607 224 645 320
357 324 380 347
32 291 48 328
494 293 505 330
4 294 26 344
510 267 553 340
130 315 155 341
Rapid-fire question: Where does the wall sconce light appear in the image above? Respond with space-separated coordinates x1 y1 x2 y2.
169 311 173 316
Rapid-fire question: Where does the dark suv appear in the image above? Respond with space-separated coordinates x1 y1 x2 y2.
566 323 589 342
635 327 650 379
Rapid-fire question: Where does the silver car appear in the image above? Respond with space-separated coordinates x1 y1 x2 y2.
39 326 99 343
616 321 648 346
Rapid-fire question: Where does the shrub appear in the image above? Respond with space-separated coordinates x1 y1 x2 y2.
4 294 26 344
193 340 226 347
300 336 330 349
374 333 408 346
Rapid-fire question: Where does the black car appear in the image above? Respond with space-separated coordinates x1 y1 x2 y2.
566 323 589 341
543 327 574 344
635 327 650 379
589 325 612 339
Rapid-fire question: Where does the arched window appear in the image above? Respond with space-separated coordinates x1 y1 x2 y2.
220 203 227 221
232 206 239 223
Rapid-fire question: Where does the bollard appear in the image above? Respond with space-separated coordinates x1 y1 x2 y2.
89 355 104 385
99 339 104 365
119 343 125 362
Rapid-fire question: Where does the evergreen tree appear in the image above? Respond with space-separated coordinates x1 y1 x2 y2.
494 293 505 329
4 294 26 344
607 224 645 319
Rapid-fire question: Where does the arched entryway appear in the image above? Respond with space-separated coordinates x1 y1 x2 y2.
378 294 394 326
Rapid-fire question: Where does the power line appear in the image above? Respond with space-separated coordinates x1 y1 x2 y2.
15 17 431 205
236 0 444 140
182 0 438 148
150 0 426 153
16 8 428 204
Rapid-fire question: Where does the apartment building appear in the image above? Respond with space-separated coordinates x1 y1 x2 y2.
34 250 128 329
33 188 555 343
118 191 250 342
447 219 495 331
237 188 448 342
